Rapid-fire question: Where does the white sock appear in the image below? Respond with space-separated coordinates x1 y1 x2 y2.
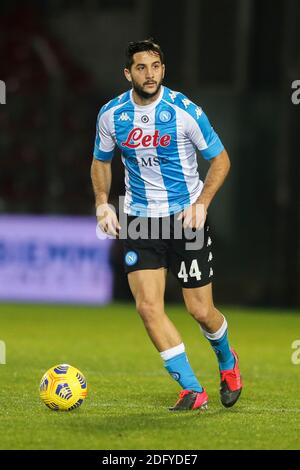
159 343 185 361
200 315 228 341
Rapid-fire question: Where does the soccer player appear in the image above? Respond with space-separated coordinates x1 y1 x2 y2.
91 39 242 411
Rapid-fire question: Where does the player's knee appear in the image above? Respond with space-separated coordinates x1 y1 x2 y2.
187 302 212 323
136 299 161 324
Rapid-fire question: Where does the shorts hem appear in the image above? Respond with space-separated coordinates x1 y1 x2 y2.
180 279 213 289
125 265 168 275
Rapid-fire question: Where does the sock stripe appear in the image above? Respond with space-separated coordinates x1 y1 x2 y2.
201 316 235 371
160 343 185 361
201 316 228 341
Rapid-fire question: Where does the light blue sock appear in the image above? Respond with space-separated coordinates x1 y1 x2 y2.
160 343 203 392
202 317 235 371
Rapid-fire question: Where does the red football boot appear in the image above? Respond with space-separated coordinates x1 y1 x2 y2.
220 349 243 408
169 389 209 412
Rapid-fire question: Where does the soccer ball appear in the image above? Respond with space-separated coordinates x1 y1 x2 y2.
39 364 88 411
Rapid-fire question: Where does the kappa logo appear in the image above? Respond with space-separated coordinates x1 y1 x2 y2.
119 112 131 121
182 98 192 109
195 106 202 119
207 236 212 247
208 252 213 262
209 267 214 277
169 91 178 102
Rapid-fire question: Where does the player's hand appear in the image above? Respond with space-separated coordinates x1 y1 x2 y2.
96 203 121 237
177 202 207 230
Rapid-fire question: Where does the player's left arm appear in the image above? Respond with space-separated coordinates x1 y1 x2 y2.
178 106 230 229
196 148 230 210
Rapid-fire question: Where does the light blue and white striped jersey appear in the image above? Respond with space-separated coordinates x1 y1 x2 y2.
93 86 224 217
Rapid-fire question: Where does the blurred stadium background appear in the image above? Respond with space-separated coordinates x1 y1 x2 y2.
1 0 300 308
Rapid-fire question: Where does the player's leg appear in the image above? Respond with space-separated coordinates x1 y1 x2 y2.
128 268 208 410
170 219 234 369
170 218 242 408
182 282 234 368
182 283 242 407
128 268 179 351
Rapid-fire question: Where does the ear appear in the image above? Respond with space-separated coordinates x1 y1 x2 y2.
162 64 166 79
124 68 132 83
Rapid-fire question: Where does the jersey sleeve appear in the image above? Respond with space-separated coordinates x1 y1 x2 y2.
93 108 115 161
185 105 224 160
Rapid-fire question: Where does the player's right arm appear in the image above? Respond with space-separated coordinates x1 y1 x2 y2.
91 107 120 237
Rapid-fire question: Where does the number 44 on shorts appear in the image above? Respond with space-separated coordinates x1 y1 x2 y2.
178 259 201 283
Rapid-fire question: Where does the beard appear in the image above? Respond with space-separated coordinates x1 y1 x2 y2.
131 76 163 100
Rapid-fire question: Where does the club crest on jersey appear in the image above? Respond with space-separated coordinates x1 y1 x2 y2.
125 251 138 266
159 110 172 123
121 127 171 148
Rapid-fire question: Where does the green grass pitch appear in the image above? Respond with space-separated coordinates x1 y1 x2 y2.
0 302 300 450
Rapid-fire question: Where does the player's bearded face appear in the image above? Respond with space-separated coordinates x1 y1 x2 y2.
128 51 165 100
131 74 164 100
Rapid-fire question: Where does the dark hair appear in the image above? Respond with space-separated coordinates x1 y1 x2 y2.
125 38 165 69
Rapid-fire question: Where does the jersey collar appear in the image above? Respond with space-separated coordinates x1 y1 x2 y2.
130 85 164 110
